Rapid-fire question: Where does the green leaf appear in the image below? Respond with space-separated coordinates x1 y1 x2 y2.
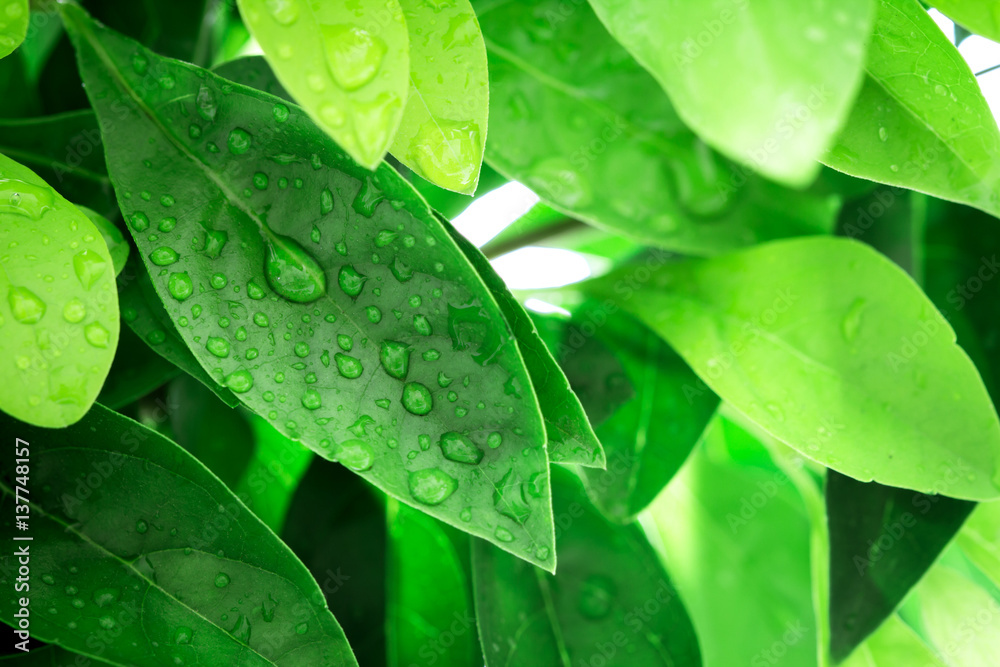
477 0 841 255
0 152 119 428
589 236 1000 500
236 0 410 169
118 255 240 408
0 645 114 665
827 471 974 660
213 55 292 102
561 303 719 521
0 403 357 667
649 416 824 667
957 501 1000 590
234 414 313 534
0 0 28 60
824 0 1000 218
97 322 181 409
387 500 482 667
927 0 1000 43
388 0 488 193
443 219 605 467
408 162 506 220
840 614 947 667
473 466 701 667
587 0 875 187
281 458 387 666
79 205 128 275
0 111 118 219
912 562 1000 665
64 5 555 569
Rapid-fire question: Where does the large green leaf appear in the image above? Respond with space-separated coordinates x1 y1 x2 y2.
827 471 974 660
927 0 1000 43
0 152 119 427
589 236 1000 500
0 112 117 219
840 614 947 667
237 0 409 169
63 5 555 569
388 0 488 193
650 416 825 667
476 0 841 255
473 467 701 667
0 0 28 60
387 500 482 667
587 0 874 186
824 0 1000 218
444 219 605 467
0 403 357 667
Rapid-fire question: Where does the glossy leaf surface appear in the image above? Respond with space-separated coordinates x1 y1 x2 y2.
64 6 555 569
588 0 874 186
590 237 1000 500
0 0 28 60
0 152 119 428
0 403 357 667
237 0 409 169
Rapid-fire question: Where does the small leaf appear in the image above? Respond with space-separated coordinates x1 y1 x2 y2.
64 5 555 569
588 237 1000 500
237 0 410 169
827 471 974 660
0 403 358 667
926 0 1000 43
477 0 841 254
387 500 482 667
444 219 605 468
824 0 1000 218
587 0 875 186
0 152 119 427
0 0 28 60
389 0 489 194
473 467 701 667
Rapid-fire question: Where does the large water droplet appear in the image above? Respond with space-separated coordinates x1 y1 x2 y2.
842 298 866 343
301 389 322 410
265 0 300 25
8 286 46 324
230 614 251 642
197 84 217 121
174 626 193 645
0 178 54 219
494 526 514 543
264 235 327 303
84 322 110 348
320 24 386 91
352 176 385 217
150 247 179 266
380 340 410 379
408 468 458 505
334 438 374 471
207 337 230 358
338 265 366 297
224 369 254 393
73 250 107 290
439 431 482 464
228 128 252 155
335 353 363 378
410 120 481 192
215 572 231 588
92 587 120 608
168 272 193 301
493 468 531 523
62 299 86 323
401 382 433 416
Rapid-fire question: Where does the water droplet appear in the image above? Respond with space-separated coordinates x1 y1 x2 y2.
264 235 327 303
196 84 217 121
390 256 413 282
380 340 410 379
98 616 116 630
73 250 107 290
160 194 175 207
228 128 252 155
294 342 310 358
147 330 166 345
439 431 482 463
366 306 382 323
273 103 290 123
132 53 149 74
41 574 55 585
878 126 888 142
168 272 193 301
410 120 481 191
842 298 866 342
207 337 230 358
301 389 322 410
214 573 231 588
202 230 228 258
352 176 385 217
295 622 309 635
136 519 148 534
334 439 374 471
0 178 54 219
321 188 334 215
230 614 251 642
224 370 254 393
337 334 353 351
535 546 549 560
174 626 193 644
408 468 458 505
494 468 531 523
159 217 177 232
321 24 386 90
578 575 616 619
93 587 120 607
338 265 367 297
59 298 86 324
487 432 502 449
84 322 110 348
150 247 179 266
335 353 363 378
401 382 433 415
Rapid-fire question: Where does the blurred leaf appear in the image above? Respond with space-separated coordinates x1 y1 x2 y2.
589 237 1000 501
387 500 482 667
0 152 119 428
0 0 29 59
476 0 841 255
957 501 1000 589
79 205 127 274
473 466 701 667
912 562 1000 665
237 0 409 169
588 0 874 186
840 614 947 667
409 161 505 220
0 50 41 117
0 403 358 667
824 0 1000 219
97 321 180 409
927 0 1000 43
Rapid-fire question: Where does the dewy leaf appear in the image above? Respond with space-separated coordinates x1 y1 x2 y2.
118 255 240 408
64 5 555 569
558 302 718 522
214 55 292 102
79 205 128 275
236 0 410 169
824 0 1000 219
476 0 842 255
0 0 28 60
443 219 605 468
840 614 947 667
650 416 823 667
0 403 358 667
826 471 974 661
0 152 119 428
0 111 118 219
589 236 1000 500
387 500 482 667
473 467 701 667
388 0 488 194
587 0 875 187
926 0 1000 43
